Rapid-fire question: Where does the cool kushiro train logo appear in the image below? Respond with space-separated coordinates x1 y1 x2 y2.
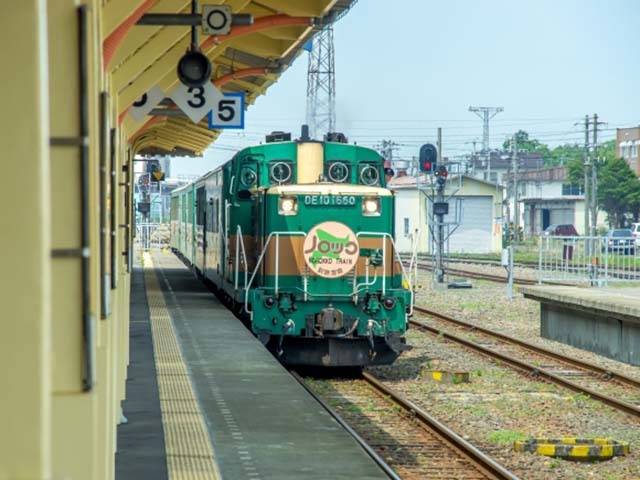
303 221 359 278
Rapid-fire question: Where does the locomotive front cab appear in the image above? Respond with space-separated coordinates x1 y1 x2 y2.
246 182 413 367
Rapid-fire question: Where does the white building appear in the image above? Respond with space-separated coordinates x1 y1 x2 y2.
509 167 606 236
389 174 504 254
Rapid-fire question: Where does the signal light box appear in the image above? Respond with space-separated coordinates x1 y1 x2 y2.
419 143 437 173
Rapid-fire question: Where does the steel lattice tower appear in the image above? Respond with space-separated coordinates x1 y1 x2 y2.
306 25 335 139
468 106 504 151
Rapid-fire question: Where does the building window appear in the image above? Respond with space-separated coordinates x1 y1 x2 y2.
404 217 410 237
562 184 583 195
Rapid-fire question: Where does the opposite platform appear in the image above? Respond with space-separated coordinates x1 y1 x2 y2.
521 285 640 366
117 251 389 480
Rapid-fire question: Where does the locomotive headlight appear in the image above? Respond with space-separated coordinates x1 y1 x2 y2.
362 197 381 216
278 196 298 216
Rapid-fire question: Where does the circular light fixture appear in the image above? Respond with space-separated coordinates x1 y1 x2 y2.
383 298 396 309
364 198 379 214
281 198 295 212
264 296 275 308
177 49 212 88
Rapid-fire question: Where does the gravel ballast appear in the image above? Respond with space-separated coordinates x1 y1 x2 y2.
368 270 640 480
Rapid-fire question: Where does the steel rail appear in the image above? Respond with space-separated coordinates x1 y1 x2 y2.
401 254 640 282
404 261 578 286
405 261 538 285
290 372 402 480
410 314 640 418
361 372 521 480
414 306 640 390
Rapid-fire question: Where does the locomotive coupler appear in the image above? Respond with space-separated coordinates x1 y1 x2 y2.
277 319 295 356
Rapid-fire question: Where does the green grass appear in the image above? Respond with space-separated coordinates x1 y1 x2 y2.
487 429 529 445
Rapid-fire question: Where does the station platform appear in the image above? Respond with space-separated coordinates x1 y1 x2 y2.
116 251 388 480
520 285 640 366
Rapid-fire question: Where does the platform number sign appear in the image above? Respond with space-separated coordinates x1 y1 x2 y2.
129 86 165 122
170 82 224 124
208 93 245 129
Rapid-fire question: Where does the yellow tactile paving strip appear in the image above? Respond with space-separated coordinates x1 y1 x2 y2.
143 252 222 480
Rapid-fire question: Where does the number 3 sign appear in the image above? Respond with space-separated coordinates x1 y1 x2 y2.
208 92 245 129
170 82 224 124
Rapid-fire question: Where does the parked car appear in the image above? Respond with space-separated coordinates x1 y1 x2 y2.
542 224 579 236
602 229 636 255
632 223 640 247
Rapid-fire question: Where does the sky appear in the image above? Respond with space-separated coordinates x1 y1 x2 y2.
171 0 640 177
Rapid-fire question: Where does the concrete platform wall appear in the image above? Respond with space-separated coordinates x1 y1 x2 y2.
541 304 640 366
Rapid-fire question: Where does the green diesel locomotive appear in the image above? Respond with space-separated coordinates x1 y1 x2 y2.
170 131 413 366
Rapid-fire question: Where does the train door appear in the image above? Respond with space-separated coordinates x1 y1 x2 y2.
196 185 207 271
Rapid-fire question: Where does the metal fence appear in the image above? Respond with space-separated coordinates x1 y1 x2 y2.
538 235 640 285
134 223 170 251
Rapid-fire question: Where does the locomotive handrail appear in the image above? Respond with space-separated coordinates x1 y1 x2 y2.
244 231 307 314
355 231 414 316
235 224 249 290
244 230 415 317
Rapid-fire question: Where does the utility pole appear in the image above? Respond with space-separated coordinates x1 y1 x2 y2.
435 127 444 283
580 115 590 237
591 113 605 237
468 106 504 152
377 139 400 171
512 134 519 239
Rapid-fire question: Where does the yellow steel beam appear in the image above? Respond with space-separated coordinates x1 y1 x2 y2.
263 25 308 40
231 33 290 58
108 0 190 69
159 125 214 144
112 24 189 93
118 34 194 108
219 77 264 94
250 0 337 17
102 0 147 39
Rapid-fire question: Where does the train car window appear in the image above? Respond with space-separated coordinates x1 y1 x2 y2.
213 198 219 232
359 163 380 186
269 161 293 185
326 161 350 183
196 187 206 226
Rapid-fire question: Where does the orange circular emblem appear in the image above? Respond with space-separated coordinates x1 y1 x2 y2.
303 221 360 278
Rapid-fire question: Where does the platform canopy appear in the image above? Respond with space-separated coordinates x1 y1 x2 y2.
105 0 355 156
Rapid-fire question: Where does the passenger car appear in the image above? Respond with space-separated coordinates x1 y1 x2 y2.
542 224 578 236
602 229 636 255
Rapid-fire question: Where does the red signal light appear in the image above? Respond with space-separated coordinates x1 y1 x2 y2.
423 161 432 171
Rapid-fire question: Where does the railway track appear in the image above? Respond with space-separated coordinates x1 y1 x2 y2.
402 255 640 284
404 260 540 285
294 371 520 480
412 306 640 418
